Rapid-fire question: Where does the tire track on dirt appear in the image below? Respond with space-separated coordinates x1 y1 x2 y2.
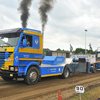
17 77 100 100
0 72 100 100
1 75 100 100
0 74 94 93
0 72 98 90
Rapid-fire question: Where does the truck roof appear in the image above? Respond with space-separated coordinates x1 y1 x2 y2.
22 28 41 33
0 28 41 38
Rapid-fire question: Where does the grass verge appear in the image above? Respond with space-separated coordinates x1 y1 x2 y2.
69 87 100 100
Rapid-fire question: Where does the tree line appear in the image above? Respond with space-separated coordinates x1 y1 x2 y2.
43 48 96 56
56 48 95 54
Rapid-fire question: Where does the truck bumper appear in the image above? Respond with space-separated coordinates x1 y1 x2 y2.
0 69 18 78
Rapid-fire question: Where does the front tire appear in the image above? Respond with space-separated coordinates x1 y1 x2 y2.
24 67 39 85
62 67 70 79
1 76 13 81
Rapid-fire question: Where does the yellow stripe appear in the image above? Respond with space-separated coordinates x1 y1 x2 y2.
19 47 43 54
19 58 42 61
0 47 15 52
41 73 62 77
23 30 42 36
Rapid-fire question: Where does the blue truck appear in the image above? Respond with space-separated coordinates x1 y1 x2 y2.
0 28 90 85
0 28 73 85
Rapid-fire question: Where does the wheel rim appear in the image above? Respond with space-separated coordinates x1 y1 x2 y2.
29 71 37 82
64 69 69 77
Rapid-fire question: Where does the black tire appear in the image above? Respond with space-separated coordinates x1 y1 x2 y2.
24 67 39 85
1 76 13 81
62 67 70 79
92 67 96 73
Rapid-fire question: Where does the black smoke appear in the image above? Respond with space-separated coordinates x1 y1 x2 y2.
39 0 56 38
18 0 33 28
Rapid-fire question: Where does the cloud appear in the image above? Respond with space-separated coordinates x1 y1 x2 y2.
0 1 20 29
0 0 100 51
43 0 100 50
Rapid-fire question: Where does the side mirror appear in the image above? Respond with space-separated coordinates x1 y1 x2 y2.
23 39 27 47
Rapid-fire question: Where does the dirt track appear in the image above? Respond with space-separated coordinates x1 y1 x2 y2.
0 72 100 100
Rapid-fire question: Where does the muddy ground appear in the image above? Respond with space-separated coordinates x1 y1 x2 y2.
0 72 100 100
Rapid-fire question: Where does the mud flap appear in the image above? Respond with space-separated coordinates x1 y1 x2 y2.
38 75 41 82
86 62 90 73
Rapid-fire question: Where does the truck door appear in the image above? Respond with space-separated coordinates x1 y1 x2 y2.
19 34 33 60
19 34 42 62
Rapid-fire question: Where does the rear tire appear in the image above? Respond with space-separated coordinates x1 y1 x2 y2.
24 67 39 85
1 76 13 81
62 67 70 79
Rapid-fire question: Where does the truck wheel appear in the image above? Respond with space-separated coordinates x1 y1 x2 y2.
1 76 13 81
24 67 39 85
62 67 70 79
92 67 96 73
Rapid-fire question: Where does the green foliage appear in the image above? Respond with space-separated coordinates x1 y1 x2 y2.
79 52 83 54
43 48 95 57
56 48 62 51
86 50 95 54
73 48 95 54
56 48 70 52
74 48 85 54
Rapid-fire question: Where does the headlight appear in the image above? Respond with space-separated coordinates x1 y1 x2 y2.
9 66 18 71
10 67 14 71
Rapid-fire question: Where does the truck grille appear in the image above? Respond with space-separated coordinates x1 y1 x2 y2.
0 52 5 59
0 52 12 68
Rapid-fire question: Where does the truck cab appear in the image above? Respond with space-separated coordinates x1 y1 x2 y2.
0 28 71 85
0 28 43 84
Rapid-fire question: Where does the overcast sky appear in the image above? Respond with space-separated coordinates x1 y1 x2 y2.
0 0 100 51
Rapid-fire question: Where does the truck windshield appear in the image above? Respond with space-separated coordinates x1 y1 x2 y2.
0 28 23 47
0 37 19 46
